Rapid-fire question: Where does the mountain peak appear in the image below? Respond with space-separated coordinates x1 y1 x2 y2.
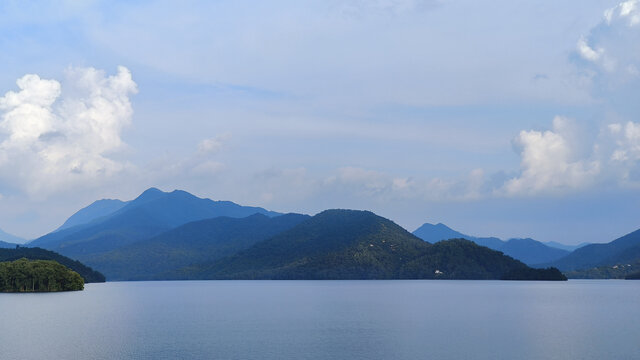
140 187 165 196
130 187 168 205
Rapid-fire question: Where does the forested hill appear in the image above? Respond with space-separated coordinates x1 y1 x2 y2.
169 210 566 281
0 247 105 283
544 228 640 272
0 258 84 292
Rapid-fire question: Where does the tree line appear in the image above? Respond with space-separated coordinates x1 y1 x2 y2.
0 258 84 292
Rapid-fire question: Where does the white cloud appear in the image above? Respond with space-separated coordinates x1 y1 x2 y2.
606 0 640 26
0 66 137 197
197 134 230 155
503 117 600 196
609 121 640 162
577 0 640 82
577 37 603 62
502 116 640 196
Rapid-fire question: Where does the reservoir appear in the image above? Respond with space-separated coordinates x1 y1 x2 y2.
1 280 638 359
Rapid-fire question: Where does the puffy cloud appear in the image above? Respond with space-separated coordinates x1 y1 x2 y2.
605 0 640 26
608 121 640 182
577 0 640 83
502 116 640 196
503 117 600 196
0 66 137 197
577 37 603 62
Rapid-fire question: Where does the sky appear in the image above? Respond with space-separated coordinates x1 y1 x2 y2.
0 0 638 244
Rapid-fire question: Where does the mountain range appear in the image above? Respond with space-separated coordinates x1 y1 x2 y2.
412 222 572 265
89 213 310 280
166 209 564 280
19 187 638 280
29 188 280 260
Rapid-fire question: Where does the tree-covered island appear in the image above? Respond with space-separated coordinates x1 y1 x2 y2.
0 258 84 292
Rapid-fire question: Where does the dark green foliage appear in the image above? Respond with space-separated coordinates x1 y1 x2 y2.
169 210 566 281
565 261 639 279
87 213 309 280
545 228 640 271
173 209 428 280
626 271 640 280
501 267 567 281
0 258 84 292
0 247 105 283
400 239 532 280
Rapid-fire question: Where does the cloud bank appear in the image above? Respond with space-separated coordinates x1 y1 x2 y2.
0 66 137 197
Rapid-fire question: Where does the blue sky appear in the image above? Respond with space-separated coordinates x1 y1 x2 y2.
0 0 638 244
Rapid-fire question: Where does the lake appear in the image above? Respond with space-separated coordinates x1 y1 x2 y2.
1 280 639 359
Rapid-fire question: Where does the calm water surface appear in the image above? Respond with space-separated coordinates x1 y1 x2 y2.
1 280 639 359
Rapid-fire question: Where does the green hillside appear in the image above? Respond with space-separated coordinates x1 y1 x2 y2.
545 228 640 272
170 210 566 281
0 247 105 283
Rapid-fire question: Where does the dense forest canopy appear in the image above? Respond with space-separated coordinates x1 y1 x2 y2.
0 247 105 283
0 258 84 292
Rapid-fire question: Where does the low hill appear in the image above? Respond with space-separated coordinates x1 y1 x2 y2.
169 210 566 281
412 223 569 265
0 247 105 283
87 213 310 280
544 228 640 271
29 188 281 261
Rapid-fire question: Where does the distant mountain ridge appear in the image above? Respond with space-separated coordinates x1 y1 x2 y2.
29 188 281 261
543 241 590 252
55 199 127 232
0 228 26 246
24 189 567 281
0 240 16 249
544 228 640 272
412 222 570 265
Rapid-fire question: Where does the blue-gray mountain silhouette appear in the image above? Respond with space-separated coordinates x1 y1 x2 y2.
55 199 127 232
29 188 280 261
543 228 640 272
412 222 569 265
0 228 26 247
87 213 310 280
